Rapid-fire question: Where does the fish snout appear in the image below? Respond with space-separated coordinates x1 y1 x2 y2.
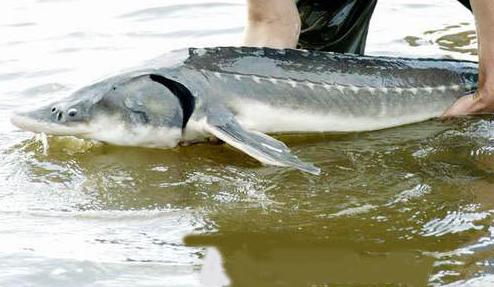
10 106 91 136
10 105 53 131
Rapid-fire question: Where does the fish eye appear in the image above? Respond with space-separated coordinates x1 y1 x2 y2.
68 108 78 117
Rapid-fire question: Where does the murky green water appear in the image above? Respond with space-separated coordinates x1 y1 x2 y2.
1 0 491 286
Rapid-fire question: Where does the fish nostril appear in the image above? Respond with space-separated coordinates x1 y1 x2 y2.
51 107 57 113
56 111 63 121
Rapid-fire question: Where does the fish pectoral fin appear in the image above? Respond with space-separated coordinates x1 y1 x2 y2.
204 111 320 175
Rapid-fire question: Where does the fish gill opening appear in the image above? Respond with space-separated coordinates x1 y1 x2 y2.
149 74 195 128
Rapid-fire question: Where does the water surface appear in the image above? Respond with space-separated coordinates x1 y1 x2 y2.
0 0 491 286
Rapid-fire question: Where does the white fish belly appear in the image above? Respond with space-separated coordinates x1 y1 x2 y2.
86 115 183 148
233 99 450 133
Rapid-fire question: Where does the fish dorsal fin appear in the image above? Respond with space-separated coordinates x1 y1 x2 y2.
204 107 320 175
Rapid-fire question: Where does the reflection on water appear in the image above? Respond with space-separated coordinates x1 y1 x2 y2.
1 0 493 286
404 24 477 56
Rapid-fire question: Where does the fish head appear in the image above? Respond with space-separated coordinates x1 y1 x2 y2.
10 86 99 137
11 73 193 147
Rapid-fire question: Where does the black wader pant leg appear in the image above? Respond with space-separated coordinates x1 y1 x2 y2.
296 0 473 55
457 0 471 11
296 0 378 54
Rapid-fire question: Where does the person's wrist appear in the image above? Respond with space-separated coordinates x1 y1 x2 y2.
473 82 494 113
247 0 300 26
244 1 301 49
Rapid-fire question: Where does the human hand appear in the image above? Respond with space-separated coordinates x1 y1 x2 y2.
441 0 494 118
441 89 494 118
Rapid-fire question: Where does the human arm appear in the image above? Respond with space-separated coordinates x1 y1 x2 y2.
243 0 301 49
443 0 494 117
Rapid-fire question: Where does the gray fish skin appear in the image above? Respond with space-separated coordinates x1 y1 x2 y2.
166 47 478 133
10 47 479 174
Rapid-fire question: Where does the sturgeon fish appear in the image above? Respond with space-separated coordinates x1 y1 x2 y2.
11 47 479 174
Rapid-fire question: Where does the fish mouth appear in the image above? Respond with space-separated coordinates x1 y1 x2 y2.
10 112 91 136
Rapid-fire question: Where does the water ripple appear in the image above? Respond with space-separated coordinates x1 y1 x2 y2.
422 210 490 237
126 27 243 39
120 3 243 21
